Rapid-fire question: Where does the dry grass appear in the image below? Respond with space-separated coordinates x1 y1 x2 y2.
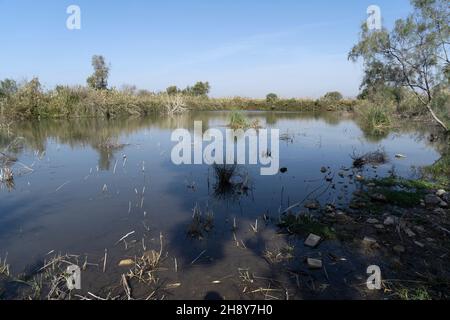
127 233 166 285
0 254 10 276
351 149 388 168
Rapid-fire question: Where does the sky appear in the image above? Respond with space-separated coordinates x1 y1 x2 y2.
0 0 413 98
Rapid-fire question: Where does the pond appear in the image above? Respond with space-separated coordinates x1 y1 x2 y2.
0 111 444 299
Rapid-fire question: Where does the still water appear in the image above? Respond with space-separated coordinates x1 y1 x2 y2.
0 111 442 299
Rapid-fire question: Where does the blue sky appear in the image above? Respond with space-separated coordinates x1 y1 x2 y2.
0 0 412 98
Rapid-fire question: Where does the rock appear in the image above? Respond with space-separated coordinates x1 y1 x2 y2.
307 258 323 269
434 208 446 215
305 200 320 210
118 259 134 267
338 172 345 178
436 189 446 197
444 193 450 203
367 218 379 224
425 194 441 206
439 201 448 208
320 167 327 173
370 193 387 202
393 245 406 254
374 224 384 230
404 228 416 238
395 154 407 159
355 175 365 182
363 237 377 246
304 234 322 248
279 167 288 173
384 216 397 226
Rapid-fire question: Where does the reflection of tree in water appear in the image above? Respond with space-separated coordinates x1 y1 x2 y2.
211 164 251 201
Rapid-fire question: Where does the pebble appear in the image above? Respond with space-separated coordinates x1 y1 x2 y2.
384 216 397 226
304 234 321 248
367 218 379 224
436 189 446 197
307 258 323 269
363 237 377 245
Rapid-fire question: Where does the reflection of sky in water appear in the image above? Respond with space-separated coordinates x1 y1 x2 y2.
0 112 441 271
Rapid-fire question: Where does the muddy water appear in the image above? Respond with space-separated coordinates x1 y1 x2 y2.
0 111 442 299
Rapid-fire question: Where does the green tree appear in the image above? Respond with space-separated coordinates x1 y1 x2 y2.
87 55 110 90
190 81 210 96
349 0 449 131
166 86 179 95
0 79 18 98
266 93 279 104
322 91 343 102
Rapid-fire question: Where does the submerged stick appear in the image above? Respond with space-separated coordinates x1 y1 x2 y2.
115 231 135 245
191 250 206 265
103 249 107 273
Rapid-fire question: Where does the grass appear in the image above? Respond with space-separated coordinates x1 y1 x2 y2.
229 111 249 129
422 154 450 188
362 176 433 208
368 176 438 190
278 213 336 239
396 287 432 301
0 78 357 119
0 255 10 276
358 103 392 135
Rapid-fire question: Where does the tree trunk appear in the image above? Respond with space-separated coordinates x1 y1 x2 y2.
426 103 449 132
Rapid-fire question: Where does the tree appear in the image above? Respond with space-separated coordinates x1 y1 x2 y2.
322 91 343 102
266 93 279 104
349 0 449 131
166 86 179 95
0 79 18 98
87 55 110 90
190 81 210 96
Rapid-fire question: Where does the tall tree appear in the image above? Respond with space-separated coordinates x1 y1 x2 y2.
87 55 110 90
349 0 449 131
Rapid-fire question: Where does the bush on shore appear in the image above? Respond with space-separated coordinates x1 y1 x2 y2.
0 78 357 119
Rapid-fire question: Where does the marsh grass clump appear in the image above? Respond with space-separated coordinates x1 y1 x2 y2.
187 204 214 239
0 255 10 276
359 104 392 135
263 245 294 264
212 164 250 200
229 111 249 129
352 149 388 168
128 233 166 285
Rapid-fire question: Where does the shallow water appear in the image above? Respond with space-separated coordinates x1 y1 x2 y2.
0 111 442 299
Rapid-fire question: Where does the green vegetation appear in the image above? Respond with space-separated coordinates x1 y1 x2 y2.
229 111 249 129
86 55 110 90
266 93 279 106
349 0 450 132
363 176 442 208
423 154 450 187
278 213 336 239
396 287 432 301
358 104 392 135
322 91 343 102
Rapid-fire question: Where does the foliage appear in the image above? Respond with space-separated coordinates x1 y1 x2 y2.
87 55 110 90
349 0 450 131
266 93 279 105
322 91 343 102
166 86 179 95
183 81 210 97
